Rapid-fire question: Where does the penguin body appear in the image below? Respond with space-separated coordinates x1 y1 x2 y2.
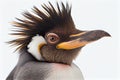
15 63 83 80
45 63 83 80
6 2 110 80
7 52 84 80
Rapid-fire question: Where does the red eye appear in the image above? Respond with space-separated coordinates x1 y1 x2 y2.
46 33 59 44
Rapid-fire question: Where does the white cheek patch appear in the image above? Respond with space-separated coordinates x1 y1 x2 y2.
27 35 46 60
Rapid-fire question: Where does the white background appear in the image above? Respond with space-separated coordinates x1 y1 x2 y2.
0 0 119 80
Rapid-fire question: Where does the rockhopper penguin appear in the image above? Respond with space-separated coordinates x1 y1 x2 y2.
6 2 111 80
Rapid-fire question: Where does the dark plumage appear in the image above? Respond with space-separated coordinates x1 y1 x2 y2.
6 2 110 80
8 2 74 52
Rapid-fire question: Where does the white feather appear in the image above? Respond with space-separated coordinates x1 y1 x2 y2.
46 63 84 80
27 35 46 60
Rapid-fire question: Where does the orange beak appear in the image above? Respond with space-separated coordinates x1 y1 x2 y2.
57 30 111 50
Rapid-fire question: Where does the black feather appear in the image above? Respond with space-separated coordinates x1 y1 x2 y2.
8 2 74 52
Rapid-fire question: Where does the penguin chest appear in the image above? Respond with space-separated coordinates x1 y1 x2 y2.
45 63 84 80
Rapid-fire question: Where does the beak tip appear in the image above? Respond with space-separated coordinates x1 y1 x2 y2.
103 31 111 37
96 30 111 38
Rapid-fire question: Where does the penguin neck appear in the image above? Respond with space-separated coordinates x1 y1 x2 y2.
52 63 71 69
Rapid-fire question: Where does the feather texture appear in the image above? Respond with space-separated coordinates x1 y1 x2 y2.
8 2 74 52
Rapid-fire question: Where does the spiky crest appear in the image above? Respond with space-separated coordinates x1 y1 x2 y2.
8 2 74 52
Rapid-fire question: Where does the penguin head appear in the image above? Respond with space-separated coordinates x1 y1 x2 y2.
9 2 110 64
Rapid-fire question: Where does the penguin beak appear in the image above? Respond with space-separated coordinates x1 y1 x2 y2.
57 30 111 50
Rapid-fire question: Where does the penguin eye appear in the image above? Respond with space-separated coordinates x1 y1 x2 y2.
46 33 59 44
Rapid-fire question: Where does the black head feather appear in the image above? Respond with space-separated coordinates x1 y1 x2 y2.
8 2 75 52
